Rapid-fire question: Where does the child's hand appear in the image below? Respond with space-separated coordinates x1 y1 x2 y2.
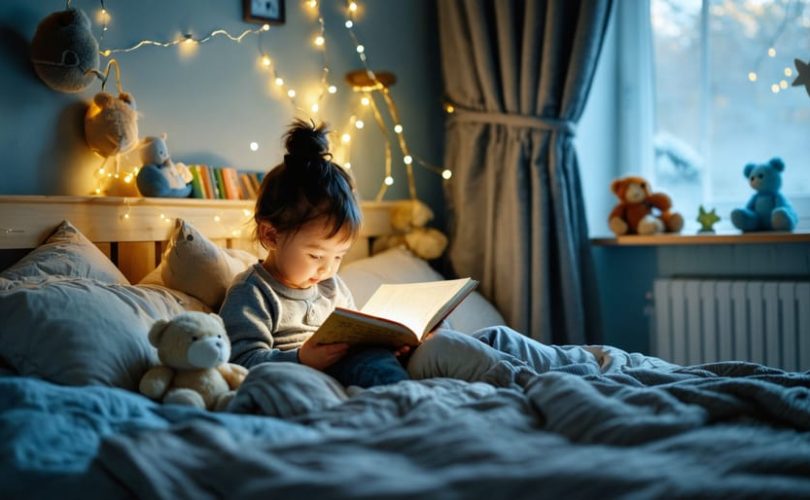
299 338 349 370
393 345 411 357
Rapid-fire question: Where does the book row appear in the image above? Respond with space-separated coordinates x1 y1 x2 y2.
187 165 266 200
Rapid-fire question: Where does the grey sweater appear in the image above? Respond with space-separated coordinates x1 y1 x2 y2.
219 263 355 368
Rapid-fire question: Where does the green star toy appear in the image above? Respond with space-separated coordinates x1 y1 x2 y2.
697 205 721 233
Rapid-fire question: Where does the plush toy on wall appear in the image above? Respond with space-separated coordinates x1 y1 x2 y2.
84 91 139 158
609 176 684 236
371 199 448 260
136 135 193 198
139 312 248 411
731 157 797 232
30 8 99 93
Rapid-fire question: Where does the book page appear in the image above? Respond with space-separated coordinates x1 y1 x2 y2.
360 279 474 338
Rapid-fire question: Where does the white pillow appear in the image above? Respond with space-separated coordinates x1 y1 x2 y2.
0 220 129 288
0 277 191 390
139 219 259 311
339 246 505 333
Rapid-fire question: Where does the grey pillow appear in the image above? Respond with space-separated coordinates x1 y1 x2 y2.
0 220 129 287
0 277 190 390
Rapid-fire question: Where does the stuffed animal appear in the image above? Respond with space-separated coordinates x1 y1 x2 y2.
136 135 193 198
30 8 99 93
609 176 683 236
731 158 797 232
84 91 139 158
139 312 248 411
372 200 448 260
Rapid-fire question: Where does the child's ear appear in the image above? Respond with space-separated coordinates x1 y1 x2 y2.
258 221 279 249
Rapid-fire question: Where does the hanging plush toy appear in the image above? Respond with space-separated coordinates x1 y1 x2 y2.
731 158 797 232
136 135 193 198
30 8 99 93
84 90 139 158
372 200 448 260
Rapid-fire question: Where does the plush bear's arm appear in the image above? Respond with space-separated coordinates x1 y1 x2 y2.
218 363 249 390
646 193 672 211
609 204 626 220
745 194 758 211
139 365 175 400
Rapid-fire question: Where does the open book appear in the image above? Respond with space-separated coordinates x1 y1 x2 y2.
309 278 479 348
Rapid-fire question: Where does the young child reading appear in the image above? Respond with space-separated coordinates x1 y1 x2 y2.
219 120 410 388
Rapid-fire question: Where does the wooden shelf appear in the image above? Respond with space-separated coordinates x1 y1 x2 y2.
591 230 810 247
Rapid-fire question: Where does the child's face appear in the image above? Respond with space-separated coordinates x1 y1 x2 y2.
261 218 354 289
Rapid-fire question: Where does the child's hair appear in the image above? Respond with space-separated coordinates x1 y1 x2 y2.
254 119 361 248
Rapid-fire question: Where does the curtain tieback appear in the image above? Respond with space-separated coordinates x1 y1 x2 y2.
450 108 576 136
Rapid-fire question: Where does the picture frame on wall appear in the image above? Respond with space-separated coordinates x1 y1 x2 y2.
243 0 285 25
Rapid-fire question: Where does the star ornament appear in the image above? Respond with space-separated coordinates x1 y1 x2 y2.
793 58 810 97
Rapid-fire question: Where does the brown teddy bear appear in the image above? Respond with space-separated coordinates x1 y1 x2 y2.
139 312 247 411
609 176 683 236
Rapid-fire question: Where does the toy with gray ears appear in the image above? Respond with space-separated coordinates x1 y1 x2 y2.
731 157 797 232
30 8 99 93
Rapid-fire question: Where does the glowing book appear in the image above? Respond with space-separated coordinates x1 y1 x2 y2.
310 278 478 348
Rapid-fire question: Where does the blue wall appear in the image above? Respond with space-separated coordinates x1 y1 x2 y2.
0 0 446 224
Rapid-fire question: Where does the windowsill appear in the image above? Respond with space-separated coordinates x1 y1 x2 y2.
590 230 810 247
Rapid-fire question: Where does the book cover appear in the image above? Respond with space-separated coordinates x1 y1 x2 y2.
189 165 206 199
213 168 226 199
199 165 215 199
222 168 240 200
310 278 478 348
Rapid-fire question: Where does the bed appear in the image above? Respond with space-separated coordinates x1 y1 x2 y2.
1 195 809 499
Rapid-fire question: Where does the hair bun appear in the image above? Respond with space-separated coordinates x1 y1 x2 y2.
284 119 331 160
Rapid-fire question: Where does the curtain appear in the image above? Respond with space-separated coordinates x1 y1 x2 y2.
438 0 613 344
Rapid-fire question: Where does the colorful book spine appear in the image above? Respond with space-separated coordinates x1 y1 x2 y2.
198 165 214 199
213 168 226 199
189 165 206 199
222 167 241 200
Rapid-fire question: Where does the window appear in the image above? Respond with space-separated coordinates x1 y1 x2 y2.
647 0 810 230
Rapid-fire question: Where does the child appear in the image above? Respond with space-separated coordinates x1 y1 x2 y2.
219 120 410 388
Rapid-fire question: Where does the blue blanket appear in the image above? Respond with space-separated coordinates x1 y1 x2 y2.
2 361 810 499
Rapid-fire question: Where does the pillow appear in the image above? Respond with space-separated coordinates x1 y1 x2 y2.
0 277 190 390
0 220 129 287
139 219 259 311
339 246 506 333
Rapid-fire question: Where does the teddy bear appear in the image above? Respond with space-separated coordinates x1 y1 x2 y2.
135 135 193 198
30 8 99 93
139 311 248 411
731 157 797 232
371 199 448 260
84 91 140 159
609 176 683 236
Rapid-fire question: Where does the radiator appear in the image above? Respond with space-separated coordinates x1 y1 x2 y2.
653 279 810 370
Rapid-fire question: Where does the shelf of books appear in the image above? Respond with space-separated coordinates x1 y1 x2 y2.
188 165 264 200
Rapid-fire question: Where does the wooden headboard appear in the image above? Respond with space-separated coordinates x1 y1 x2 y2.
0 195 410 283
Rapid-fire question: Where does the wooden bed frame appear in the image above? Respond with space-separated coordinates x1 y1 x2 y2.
0 195 409 283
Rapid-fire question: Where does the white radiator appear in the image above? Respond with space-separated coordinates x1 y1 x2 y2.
653 279 810 370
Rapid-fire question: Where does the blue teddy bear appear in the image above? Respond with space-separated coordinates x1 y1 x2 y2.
731 157 797 232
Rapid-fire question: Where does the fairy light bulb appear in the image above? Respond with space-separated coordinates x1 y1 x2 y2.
771 83 780 93
341 133 351 143
262 24 270 31
308 0 318 8
384 176 394 186
101 49 111 57
768 47 776 57
250 142 259 151
214 215 221 222
442 169 452 180
311 103 319 113
748 72 757 82
393 124 403 134
95 188 102 194
124 174 133 183
275 77 284 86
287 89 296 98
445 104 455 113
779 80 788 89
349 2 358 12
328 85 337 94
403 155 413 165
243 209 252 217
356 44 365 54
261 54 271 67
345 20 353 28
123 213 130 219
344 162 352 169
361 96 370 106
355 120 365 129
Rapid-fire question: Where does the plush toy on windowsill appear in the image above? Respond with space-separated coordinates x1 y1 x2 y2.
609 176 684 236
139 312 248 411
371 199 448 260
731 157 797 232
135 135 193 198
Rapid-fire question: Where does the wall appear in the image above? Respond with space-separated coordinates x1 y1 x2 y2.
0 0 446 225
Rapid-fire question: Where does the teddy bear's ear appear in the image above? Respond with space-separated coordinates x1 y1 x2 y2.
209 313 225 327
610 179 624 195
769 157 785 172
148 320 170 347
743 163 756 177
93 92 113 107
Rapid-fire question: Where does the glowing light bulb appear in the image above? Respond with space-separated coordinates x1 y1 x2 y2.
442 169 452 180
328 85 337 94
445 104 455 113
785 67 793 77
183 34 195 45
99 167 106 175
275 77 284 86
345 20 353 28
123 213 130 219
311 103 319 113
214 215 221 222
403 155 413 165
748 72 757 82
287 89 296 98
308 0 318 8
250 142 259 151
361 96 370 106
356 44 365 54
314 35 325 47
768 47 776 57
341 133 351 143
101 49 111 57
771 84 780 93
355 120 364 129
393 124 403 134
261 55 271 67
262 24 270 31
95 188 102 194
160 213 166 219
384 176 394 186
349 2 358 12
344 162 352 169
124 174 133 183
243 209 252 217
780 80 788 89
